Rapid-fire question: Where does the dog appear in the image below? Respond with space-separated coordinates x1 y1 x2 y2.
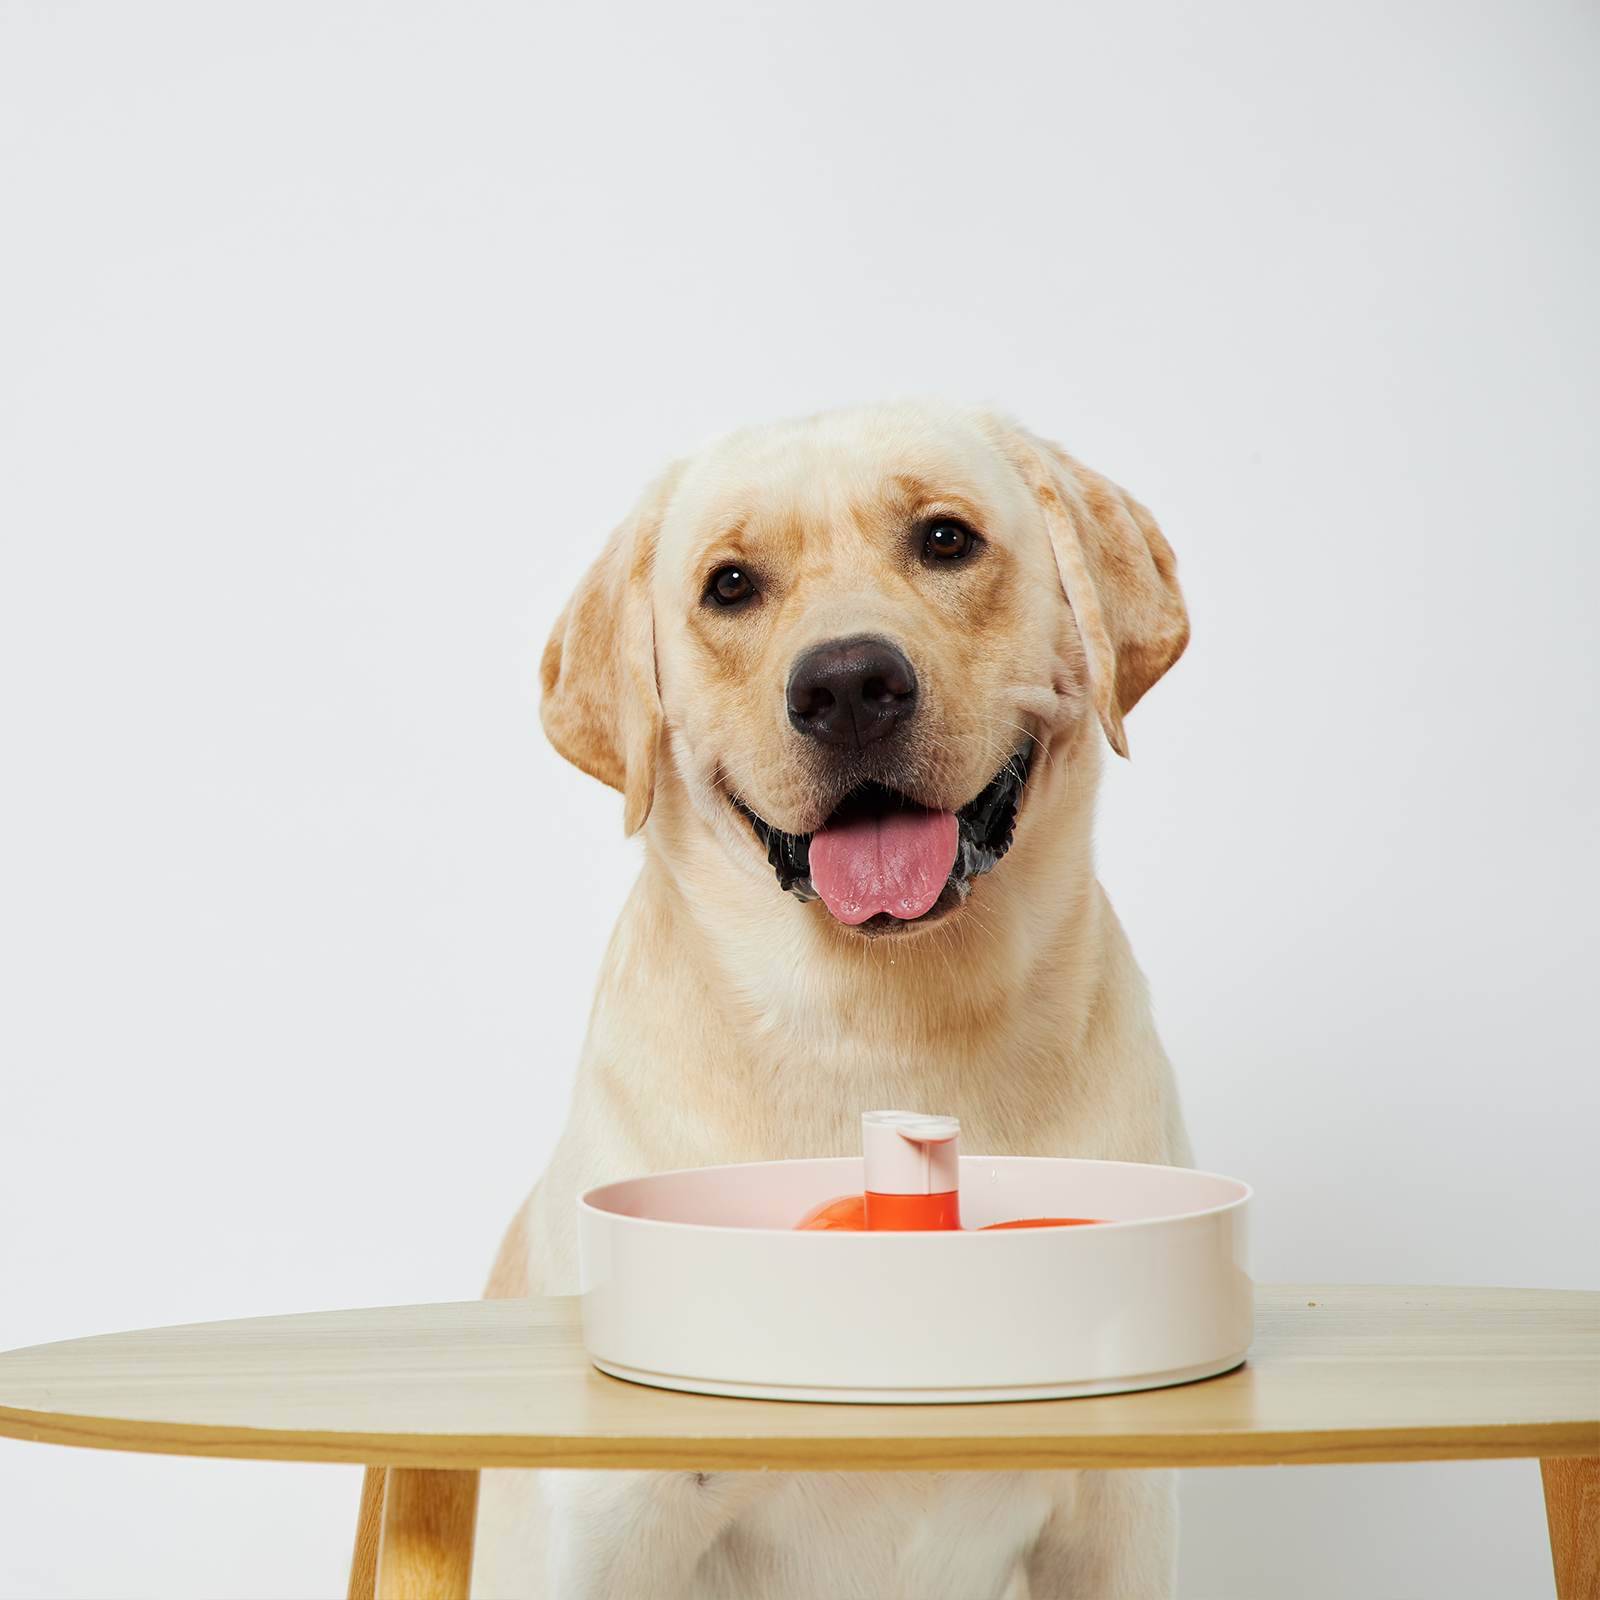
471 397 1192 1599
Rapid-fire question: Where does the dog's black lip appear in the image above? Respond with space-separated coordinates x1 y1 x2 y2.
729 743 1034 916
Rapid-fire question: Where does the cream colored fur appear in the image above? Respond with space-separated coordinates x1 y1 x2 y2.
472 399 1191 1600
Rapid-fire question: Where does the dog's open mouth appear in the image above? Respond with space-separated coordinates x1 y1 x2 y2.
731 745 1032 932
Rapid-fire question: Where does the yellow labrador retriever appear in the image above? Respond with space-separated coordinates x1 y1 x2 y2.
473 398 1192 1600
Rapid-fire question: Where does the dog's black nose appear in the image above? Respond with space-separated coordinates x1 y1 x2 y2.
786 635 918 747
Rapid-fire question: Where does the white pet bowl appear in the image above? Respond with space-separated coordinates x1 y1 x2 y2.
578 1156 1252 1403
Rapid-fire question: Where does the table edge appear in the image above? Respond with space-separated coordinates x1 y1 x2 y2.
3 1404 1595 1471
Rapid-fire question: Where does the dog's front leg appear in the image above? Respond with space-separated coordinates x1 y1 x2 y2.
1024 1469 1178 1600
544 1468 769 1600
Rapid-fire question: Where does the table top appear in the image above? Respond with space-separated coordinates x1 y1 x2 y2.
1 1284 1594 1473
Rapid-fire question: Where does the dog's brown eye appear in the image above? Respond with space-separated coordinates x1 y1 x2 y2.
710 566 754 605
926 521 973 559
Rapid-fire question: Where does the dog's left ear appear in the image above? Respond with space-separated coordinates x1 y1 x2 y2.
539 468 679 835
1008 432 1189 758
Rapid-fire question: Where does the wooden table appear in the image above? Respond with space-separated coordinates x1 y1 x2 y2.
1 1285 1595 1599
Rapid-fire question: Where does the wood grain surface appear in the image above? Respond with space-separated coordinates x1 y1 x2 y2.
348 1464 386 1600
0 1285 1594 1473
1542 1454 1600 1600
374 1468 478 1600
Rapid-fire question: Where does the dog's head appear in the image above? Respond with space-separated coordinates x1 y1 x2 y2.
541 400 1187 938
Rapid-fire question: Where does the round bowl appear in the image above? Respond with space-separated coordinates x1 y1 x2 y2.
578 1156 1252 1403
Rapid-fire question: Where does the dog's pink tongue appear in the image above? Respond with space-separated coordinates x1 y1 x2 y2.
808 809 960 925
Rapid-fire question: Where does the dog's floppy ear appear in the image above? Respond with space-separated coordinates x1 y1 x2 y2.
1010 433 1189 758
539 470 678 835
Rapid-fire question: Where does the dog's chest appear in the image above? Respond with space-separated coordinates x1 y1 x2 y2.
688 1471 1055 1600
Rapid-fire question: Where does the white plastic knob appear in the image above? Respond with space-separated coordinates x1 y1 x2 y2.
861 1109 961 1195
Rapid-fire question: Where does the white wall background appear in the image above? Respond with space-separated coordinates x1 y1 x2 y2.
1 4 1594 1596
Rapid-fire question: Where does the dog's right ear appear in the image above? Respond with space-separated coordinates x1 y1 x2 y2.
539 469 680 836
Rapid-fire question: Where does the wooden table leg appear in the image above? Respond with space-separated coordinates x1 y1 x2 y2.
375 1467 480 1600
348 1466 388 1600
1543 1456 1599 1600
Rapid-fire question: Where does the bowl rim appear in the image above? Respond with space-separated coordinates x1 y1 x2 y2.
578 1154 1253 1237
